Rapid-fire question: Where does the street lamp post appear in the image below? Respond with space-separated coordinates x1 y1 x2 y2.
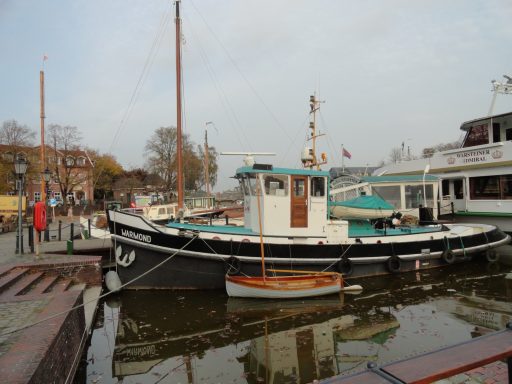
14 155 28 254
423 164 431 208
42 168 51 241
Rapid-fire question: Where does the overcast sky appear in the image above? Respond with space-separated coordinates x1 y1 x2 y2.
1 0 512 191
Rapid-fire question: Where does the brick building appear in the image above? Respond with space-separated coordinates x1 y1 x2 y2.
0 144 94 206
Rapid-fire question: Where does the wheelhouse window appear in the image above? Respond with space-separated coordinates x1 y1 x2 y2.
239 174 258 196
502 175 512 199
371 186 400 209
311 177 325 197
405 185 433 208
463 124 489 147
492 123 501 143
470 175 512 200
263 174 288 196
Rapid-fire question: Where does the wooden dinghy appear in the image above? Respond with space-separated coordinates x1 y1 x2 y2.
225 270 344 299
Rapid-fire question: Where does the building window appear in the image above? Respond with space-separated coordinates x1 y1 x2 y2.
66 157 74 166
34 192 41 202
463 124 489 147
77 157 86 166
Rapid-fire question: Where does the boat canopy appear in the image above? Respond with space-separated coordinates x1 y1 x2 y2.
330 195 395 211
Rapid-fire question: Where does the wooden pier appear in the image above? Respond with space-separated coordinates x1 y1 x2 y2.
321 323 512 383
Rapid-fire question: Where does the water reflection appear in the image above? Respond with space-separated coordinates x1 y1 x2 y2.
77 260 512 383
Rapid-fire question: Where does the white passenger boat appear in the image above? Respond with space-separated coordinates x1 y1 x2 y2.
375 110 512 233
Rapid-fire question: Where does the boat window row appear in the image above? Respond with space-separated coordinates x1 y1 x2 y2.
239 174 326 198
372 184 434 209
469 174 512 200
463 121 512 148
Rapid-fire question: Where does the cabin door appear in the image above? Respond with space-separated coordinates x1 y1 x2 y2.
291 176 308 227
441 178 466 214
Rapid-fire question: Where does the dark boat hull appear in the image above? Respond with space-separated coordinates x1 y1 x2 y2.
107 210 510 290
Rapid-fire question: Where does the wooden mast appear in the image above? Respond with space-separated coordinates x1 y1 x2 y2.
204 123 210 208
256 180 266 281
40 70 46 197
175 0 184 209
308 94 327 170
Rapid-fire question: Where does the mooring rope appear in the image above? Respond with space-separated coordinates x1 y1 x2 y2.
0 234 199 338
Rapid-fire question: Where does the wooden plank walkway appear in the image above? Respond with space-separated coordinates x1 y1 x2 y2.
322 323 512 384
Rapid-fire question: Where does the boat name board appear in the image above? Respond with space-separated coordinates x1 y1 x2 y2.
446 148 503 165
121 228 152 243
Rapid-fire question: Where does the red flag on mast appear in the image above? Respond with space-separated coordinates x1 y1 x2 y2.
342 147 352 159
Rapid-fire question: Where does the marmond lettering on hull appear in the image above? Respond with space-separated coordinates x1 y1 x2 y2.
121 228 152 243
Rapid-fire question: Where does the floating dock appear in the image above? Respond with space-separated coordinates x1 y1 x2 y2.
321 323 512 383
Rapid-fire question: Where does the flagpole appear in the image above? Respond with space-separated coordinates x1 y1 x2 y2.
341 144 345 173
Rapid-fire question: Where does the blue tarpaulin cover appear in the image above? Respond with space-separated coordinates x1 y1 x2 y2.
330 195 394 210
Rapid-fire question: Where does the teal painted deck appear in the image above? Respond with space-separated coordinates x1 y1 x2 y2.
347 219 442 237
166 222 257 235
167 220 442 239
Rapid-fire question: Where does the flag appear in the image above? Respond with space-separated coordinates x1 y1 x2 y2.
342 147 352 159
43 54 48 61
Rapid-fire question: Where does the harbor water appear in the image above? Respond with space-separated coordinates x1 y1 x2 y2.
75 256 512 383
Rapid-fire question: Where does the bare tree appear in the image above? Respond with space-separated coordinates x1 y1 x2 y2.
46 124 87 202
0 119 35 148
421 141 461 158
0 120 36 193
388 147 402 164
145 126 213 193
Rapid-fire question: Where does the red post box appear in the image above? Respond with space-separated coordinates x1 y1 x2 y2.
34 201 47 232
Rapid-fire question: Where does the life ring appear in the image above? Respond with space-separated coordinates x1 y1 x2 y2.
226 256 241 275
386 256 401 273
337 258 353 276
442 249 455 264
486 249 499 263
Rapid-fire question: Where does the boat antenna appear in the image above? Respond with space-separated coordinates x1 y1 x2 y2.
302 94 327 170
488 75 512 116
175 0 184 209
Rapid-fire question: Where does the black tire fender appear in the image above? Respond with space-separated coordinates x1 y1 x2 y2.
386 256 401 273
337 258 353 276
226 256 241 275
442 249 455 264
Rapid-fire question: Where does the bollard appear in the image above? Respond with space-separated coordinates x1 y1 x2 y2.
70 222 74 242
58 220 62 241
29 225 34 253
88 219 91 240
44 227 49 242
66 239 73 255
